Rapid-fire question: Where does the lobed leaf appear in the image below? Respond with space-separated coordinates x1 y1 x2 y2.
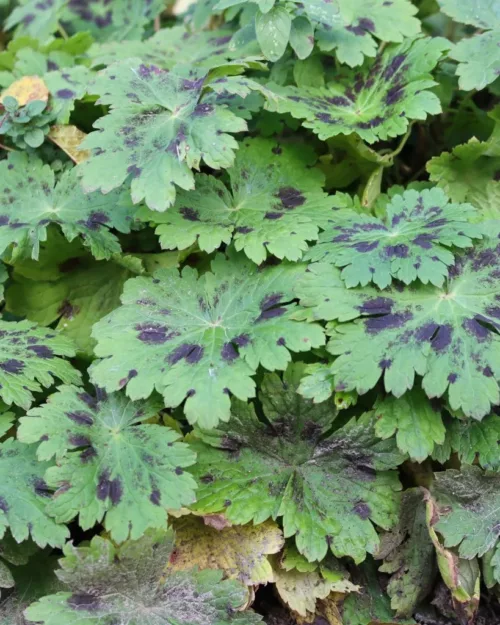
0 439 69 548
305 187 481 288
79 60 249 211
267 37 450 144
190 364 404 563
90 253 324 427
0 153 135 261
25 529 262 625
19 386 196 542
296 234 500 419
138 137 335 264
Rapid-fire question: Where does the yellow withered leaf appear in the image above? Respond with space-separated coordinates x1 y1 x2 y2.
48 125 91 163
1 76 49 106
273 567 336 617
169 516 284 586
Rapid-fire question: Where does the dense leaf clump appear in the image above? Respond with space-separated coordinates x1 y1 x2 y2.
1 1 500 624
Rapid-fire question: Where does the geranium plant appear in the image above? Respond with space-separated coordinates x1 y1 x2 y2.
0 0 499 623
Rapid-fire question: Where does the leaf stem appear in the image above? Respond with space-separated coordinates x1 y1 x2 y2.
0 142 15 152
57 22 69 40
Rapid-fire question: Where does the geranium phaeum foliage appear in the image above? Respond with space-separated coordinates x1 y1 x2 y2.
437 0 500 91
213 0 420 66
89 25 262 70
138 137 335 263
305 187 482 288
78 60 252 211
190 363 404 563
18 386 197 542
25 529 262 625
297 233 500 419
90 253 324 427
0 152 135 260
3 0 500 622
0 438 69 548
268 36 450 143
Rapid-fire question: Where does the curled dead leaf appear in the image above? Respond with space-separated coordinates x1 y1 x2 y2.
48 125 91 164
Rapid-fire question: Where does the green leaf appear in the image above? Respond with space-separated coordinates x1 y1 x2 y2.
63 0 164 42
138 137 334 264
190 363 404 563
89 26 261 70
0 320 79 410
289 17 314 60
18 387 196 543
376 488 436 617
45 66 91 124
25 529 262 625
427 121 500 219
304 187 481 288
432 465 500 559
341 558 415 625
90 253 324 427
438 413 500 470
267 37 449 144
438 0 500 90
78 61 248 211
255 6 291 62
308 0 421 67
5 0 67 41
0 438 68 548
374 390 445 462
0 153 135 261
296 234 500 419
6 233 145 356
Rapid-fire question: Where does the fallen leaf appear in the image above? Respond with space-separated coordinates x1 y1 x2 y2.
1 76 49 106
48 125 90 163
169 516 284 586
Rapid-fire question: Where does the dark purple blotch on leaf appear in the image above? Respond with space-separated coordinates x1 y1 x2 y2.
66 411 94 426
431 324 453 351
169 343 204 365
0 359 24 374
353 502 371 519
96 471 123 505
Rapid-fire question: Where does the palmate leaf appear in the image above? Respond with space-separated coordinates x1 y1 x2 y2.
374 389 445 463
216 0 420 66
376 489 436 617
25 529 262 625
0 320 79 409
4 0 67 41
18 386 196 543
305 188 481 288
169 516 284 585
296 234 500 419
90 253 324 428
44 65 91 124
438 0 500 91
190 364 404 563
0 439 68 548
63 0 164 42
427 116 500 219
0 153 135 261
89 26 262 70
431 465 500 561
267 36 449 144
138 137 335 264
5 231 145 356
78 60 250 212
434 413 500 470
